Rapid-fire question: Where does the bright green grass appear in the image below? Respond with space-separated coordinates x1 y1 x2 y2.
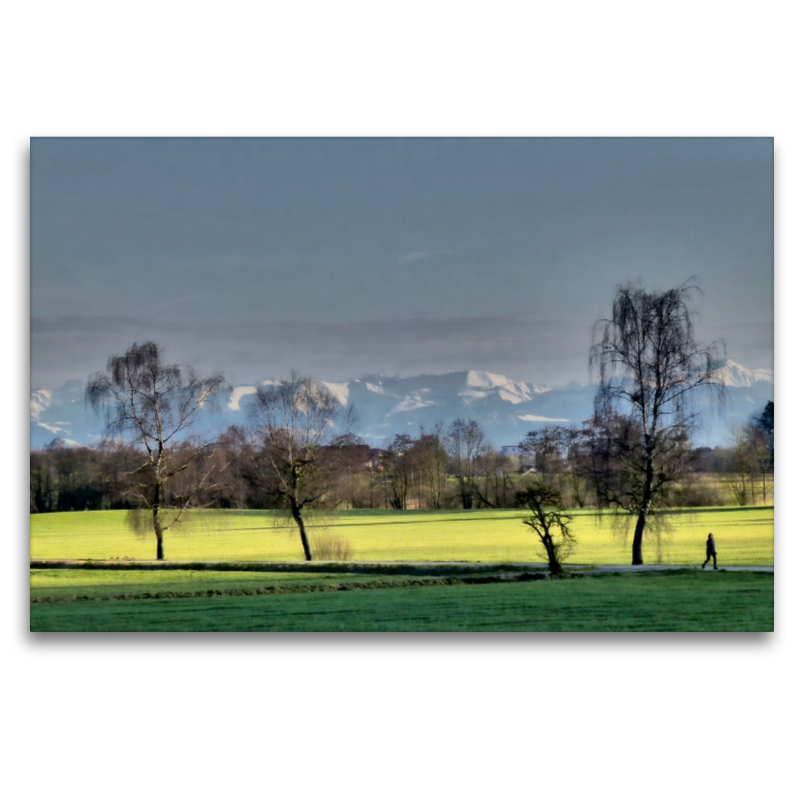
29 506 774 566
29 571 774 632
29 569 388 600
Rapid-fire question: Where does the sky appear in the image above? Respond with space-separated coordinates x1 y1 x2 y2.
30 136 774 389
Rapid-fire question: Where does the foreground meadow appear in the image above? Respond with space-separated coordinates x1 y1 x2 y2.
29 569 774 632
30 506 774 566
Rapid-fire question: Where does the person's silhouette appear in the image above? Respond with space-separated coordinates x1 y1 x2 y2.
702 533 717 570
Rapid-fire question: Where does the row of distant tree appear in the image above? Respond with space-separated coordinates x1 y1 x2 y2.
29 281 775 566
30 400 774 516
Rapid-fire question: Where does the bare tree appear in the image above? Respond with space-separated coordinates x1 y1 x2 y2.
724 419 771 506
561 425 591 508
329 434 371 510
415 423 447 509
383 433 414 510
249 373 352 561
727 423 752 505
750 401 774 504
447 419 488 509
590 281 726 564
522 426 568 489
516 483 575 576
474 445 517 509
86 341 226 560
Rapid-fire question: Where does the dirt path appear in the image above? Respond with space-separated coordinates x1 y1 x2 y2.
30 559 773 574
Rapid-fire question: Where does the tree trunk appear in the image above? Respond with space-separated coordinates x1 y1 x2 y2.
153 493 165 560
153 476 165 560
290 501 313 561
632 442 655 565
460 478 473 509
154 514 164 560
541 533 562 576
631 513 646 565
297 517 312 561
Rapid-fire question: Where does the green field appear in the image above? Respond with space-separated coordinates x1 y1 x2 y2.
30 568 384 599
30 507 773 631
30 506 774 566
29 569 773 631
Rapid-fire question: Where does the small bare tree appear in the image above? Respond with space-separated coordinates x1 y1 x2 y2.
383 433 415 510
416 423 447 509
86 341 226 560
447 418 489 509
250 373 353 561
516 483 575 576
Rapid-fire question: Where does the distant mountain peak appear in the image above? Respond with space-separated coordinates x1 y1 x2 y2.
30 389 53 420
713 360 774 388
461 369 549 404
227 386 257 411
30 361 774 451
319 381 350 405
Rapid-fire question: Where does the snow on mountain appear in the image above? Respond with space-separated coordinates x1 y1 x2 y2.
713 360 774 388
320 381 350 405
344 371 584 443
227 380 349 411
30 380 96 449
388 391 434 416
31 381 84 418
30 364 774 451
228 386 257 411
30 389 53 419
466 370 513 390
461 370 551 405
463 370 538 404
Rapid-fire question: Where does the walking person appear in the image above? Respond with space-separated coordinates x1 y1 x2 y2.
702 533 717 570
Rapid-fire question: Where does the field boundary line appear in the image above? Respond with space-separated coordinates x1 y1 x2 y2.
30 572 556 604
30 558 774 573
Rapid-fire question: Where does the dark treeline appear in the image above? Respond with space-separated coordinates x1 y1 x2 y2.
517 406 773 511
30 420 501 513
30 403 774 514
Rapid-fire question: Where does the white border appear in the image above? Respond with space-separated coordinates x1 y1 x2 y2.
6 3 794 797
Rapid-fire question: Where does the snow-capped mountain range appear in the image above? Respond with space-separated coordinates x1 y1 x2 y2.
30 361 774 451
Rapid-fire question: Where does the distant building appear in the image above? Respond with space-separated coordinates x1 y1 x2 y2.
321 443 385 471
500 444 535 473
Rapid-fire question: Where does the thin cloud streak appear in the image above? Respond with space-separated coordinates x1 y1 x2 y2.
397 249 451 265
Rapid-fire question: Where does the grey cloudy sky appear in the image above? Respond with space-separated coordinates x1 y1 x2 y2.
30 137 773 388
